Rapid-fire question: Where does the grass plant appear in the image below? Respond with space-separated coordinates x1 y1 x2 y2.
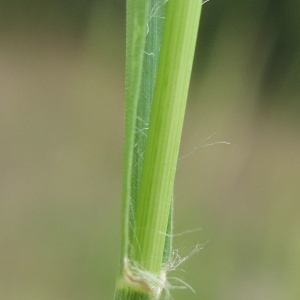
114 0 203 299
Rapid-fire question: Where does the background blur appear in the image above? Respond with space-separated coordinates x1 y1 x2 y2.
1 0 299 299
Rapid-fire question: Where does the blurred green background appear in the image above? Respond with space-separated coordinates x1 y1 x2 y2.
1 0 299 299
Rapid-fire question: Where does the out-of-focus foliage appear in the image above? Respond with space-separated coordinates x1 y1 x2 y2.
0 0 125 37
0 1 299 299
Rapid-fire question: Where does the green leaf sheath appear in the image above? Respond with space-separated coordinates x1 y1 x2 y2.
133 0 202 273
